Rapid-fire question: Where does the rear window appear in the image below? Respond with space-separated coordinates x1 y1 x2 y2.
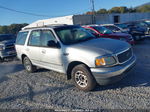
16 31 28 45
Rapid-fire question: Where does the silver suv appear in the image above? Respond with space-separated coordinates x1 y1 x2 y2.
15 25 136 91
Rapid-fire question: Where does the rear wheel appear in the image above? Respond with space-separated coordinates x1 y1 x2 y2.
23 57 36 73
72 64 96 91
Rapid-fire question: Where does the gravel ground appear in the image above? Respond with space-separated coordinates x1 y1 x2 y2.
0 38 150 111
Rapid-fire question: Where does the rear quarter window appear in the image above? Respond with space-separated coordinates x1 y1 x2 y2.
16 31 28 45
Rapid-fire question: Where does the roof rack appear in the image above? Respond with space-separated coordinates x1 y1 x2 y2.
22 24 67 30
22 15 74 30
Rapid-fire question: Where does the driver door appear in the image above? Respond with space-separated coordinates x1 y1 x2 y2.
39 30 64 73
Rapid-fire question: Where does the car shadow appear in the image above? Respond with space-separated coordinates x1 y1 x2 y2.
0 84 73 104
0 63 24 76
0 63 24 83
94 63 150 91
35 68 49 73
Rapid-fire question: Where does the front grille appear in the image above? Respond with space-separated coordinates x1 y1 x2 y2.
117 48 132 63
5 44 15 50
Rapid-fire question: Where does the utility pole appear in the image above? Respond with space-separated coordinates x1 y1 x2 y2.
90 0 96 24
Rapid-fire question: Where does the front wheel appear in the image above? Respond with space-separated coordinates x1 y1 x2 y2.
72 64 96 91
23 57 36 73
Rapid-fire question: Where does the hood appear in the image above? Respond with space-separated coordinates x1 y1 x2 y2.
109 32 130 38
67 38 130 56
0 39 15 46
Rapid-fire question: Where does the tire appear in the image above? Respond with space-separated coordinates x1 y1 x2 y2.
23 56 36 73
72 64 96 91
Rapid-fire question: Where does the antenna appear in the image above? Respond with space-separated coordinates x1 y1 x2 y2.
90 0 96 24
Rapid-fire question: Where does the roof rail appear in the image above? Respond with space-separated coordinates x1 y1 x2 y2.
22 24 67 30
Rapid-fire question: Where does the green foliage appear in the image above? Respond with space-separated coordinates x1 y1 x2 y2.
97 9 108 14
86 11 94 15
0 23 28 35
137 5 150 12
85 4 150 15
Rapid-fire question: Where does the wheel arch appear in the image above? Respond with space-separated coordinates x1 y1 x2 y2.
66 61 90 80
21 54 27 64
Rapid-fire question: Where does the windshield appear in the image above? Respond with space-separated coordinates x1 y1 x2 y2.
104 26 121 32
0 35 15 42
55 26 95 45
115 24 128 29
93 26 113 34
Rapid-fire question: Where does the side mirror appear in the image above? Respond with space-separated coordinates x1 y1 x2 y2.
47 40 60 48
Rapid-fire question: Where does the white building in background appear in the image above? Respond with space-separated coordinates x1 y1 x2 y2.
24 12 150 29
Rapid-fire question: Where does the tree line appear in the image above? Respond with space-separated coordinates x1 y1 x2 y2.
85 4 150 15
0 23 28 35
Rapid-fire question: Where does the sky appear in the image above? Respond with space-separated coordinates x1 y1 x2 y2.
0 0 149 25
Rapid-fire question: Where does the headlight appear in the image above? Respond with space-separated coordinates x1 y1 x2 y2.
95 56 117 67
0 45 5 51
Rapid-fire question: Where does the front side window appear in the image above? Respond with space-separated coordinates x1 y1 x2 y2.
93 26 113 34
28 30 41 46
41 30 56 47
55 26 95 45
16 32 28 45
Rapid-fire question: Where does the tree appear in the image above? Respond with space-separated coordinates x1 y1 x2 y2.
85 11 94 15
108 6 128 13
0 23 28 35
85 4 150 15
137 5 150 12
128 7 137 13
108 7 120 13
119 7 128 13
97 9 108 14
0 26 9 34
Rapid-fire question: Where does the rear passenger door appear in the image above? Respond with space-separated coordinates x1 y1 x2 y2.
39 30 64 72
26 30 41 65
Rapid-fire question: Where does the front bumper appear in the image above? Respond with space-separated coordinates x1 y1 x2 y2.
91 55 136 85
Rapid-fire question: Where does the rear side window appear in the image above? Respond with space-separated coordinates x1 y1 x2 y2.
16 31 28 45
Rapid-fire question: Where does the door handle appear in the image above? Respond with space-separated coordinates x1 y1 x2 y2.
63 53 69 56
41 50 46 54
